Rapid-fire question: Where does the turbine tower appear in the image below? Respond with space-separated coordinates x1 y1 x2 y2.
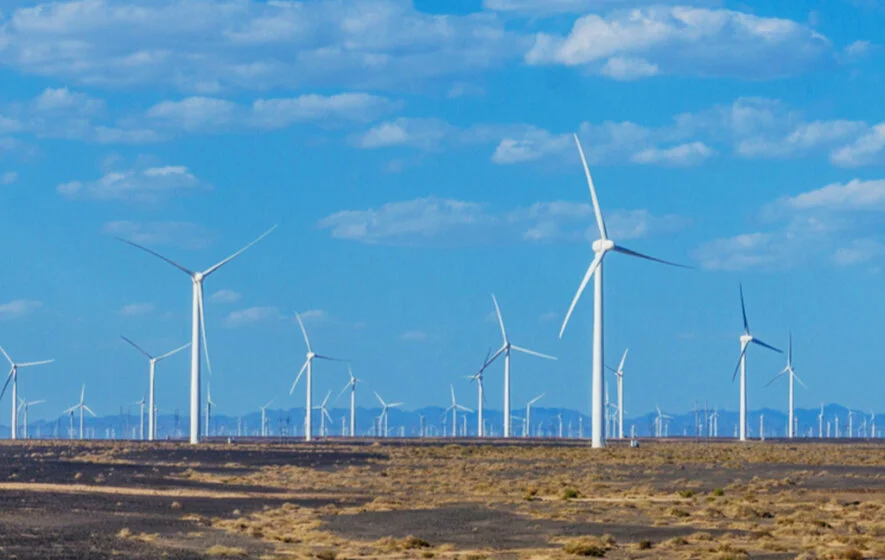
63 385 96 440
17 397 44 440
485 294 556 438
444 385 473 438
732 284 781 442
204 383 216 438
766 332 806 439
336 366 360 437
135 396 146 441
118 226 276 444
525 393 544 439
259 399 274 437
313 390 333 437
374 392 402 438
0 346 53 440
289 312 344 442
558 134 687 448
467 348 491 437
606 349 628 439
121 337 189 442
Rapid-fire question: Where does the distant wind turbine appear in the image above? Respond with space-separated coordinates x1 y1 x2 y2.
64 385 96 440
314 390 333 437
558 134 688 448
606 348 628 439
204 383 216 438
374 391 402 438
0 345 53 441
732 284 782 442
121 337 189 442
17 397 44 440
467 348 491 437
444 385 472 438
259 399 274 437
336 366 360 437
118 225 276 444
289 312 345 442
525 393 544 439
134 395 146 441
766 332 806 439
485 294 556 438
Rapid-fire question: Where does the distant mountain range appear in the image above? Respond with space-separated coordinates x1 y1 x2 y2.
4 404 880 440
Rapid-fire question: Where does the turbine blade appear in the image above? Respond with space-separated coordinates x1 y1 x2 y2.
323 409 332 422
62 405 77 414
752 338 783 354
483 346 506 369
491 294 507 343
559 251 605 339
84 405 97 417
0 346 12 367
388 402 403 408
457 405 473 413
765 370 787 387
289 360 309 395
156 342 191 361
202 225 277 277
322 390 331 407
121 336 153 360
612 245 690 269
315 354 347 362
511 345 556 361
30 400 45 406
374 391 386 407
731 344 748 382
618 348 629 372
295 312 312 353
197 283 213 376
80 385 85 403
116 237 194 276
573 133 607 240
450 384 456 405
17 359 54 368
263 399 274 409
336 383 351 401
793 371 809 391
739 283 749 333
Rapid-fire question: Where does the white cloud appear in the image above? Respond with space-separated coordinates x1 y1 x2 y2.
0 171 18 185
778 179 885 211
298 309 328 324
120 302 155 316
209 289 241 304
146 97 238 132
58 164 206 202
491 128 571 164
399 330 428 341
525 7 830 79
103 220 212 249
830 124 885 167
0 300 42 320
631 142 713 166
355 118 452 150
225 306 283 328
33 87 104 114
318 197 686 246
600 56 659 80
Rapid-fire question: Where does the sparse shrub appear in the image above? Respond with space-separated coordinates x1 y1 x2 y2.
315 550 337 560
170 501 182 510
678 490 695 498
713 488 725 496
117 528 132 539
637 539 652 550
562 487 580 500
400 536 431 550
670 508 690 518
524 487 539 501
841 549 864 560
206 545 247 557
562 536 610 557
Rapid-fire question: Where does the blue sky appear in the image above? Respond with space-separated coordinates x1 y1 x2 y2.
2 0 885 423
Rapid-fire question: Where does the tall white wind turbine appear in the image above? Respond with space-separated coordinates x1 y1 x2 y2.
467 348 491 437
135 396 146 441
204 383 217 438
558 134 688 449
732 284 782 442
118 226 276 444
765 332 806 439
0 346 53 440
485 294 556 438
259 399 274 437
17 397 44 440
525 393 544 439
336 366 360 437
606 349 628 439
121 337 189 442
289 312 344 442
313 390 333 437
374 391 402 438
63 385 96 440
444 385 473 438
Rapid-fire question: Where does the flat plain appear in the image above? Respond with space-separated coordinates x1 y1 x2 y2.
0 439 883 559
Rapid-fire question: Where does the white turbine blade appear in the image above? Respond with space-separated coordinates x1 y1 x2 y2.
457 405 473 413
450 384 456 405
618 348 629 373
295 313 312 353
84 405 97 417
559 251 605 339
336 382 351 401
197 283 213 376
321 390 332 407
120 336 153 360
17 359 53 368
491 294 507 343
17 400 25 413
573 133 607 240
156 342 191 361
511 345 556 361
29 400 45 406
289 360 309 395
62 405 77 414
739 283 749 333
202 225 277 277
315 354 347 362
1 368 17 401
263 398 274 409
388 402 403 408
612 245 690 269
731 344 749 382
765 370 787 388
323 409 332 423
80 385 85 404
793 371 809 390
529 393 545 405
374 391 386 407
116 237 194 276
751 338 783 354
484 345 506 368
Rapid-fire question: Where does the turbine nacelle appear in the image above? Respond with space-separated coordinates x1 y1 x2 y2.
307 351 316 361
592 239 615 253
193 272 204 283
740 334 753 345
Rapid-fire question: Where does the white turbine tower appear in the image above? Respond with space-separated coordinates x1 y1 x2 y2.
121 337 189 442
606 349 628 439
467 348 491 437
289 312 344 442
336 366 360 437
375 392 402 438
558 134 688 449
64 385 96 440
134 396 146 441
525 393 544 439
118 226 276 444
204 383 217 438
313 390 333 437
444 385 473 438
655 406 673 438
259 399 274 437
766 332 806 439
485 294 556 438
732 284 782 442
0 346 53 440
17 397 44 440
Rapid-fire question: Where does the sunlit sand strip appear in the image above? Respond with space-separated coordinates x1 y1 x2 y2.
0 482 348 501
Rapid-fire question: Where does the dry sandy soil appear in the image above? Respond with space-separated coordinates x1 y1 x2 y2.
0 439 884 559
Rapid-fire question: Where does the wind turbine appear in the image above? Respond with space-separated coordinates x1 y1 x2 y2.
64 385 96 440
732 284 782 442
313 390 333 437
17 397 44 439
121 337 189 442
606 349 628 439
336 366 360 437
444 385 472 438
0 346 53 440
118 225 276 444
558 134 688 449
466 348 492 437
766 332 806 439
204 383 216 438
289 312 344 442
525 393 544 439
259 399 274 437
134 396 146 441
655 406 672 438
374 391 402 438
485 294 556 438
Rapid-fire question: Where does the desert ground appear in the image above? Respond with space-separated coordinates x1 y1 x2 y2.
0 439 883 559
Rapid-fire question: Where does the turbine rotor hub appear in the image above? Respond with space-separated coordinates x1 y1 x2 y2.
592 239 614 253
740 334 752 344
307 352 316 360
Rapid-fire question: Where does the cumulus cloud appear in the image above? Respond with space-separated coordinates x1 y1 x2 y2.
209 289 241 304
631 142 714 166
224 306 283 328
830 124 885 167
58 164 206 203
120 302 155 316
355 118 453 150
103 220 212 249
0 300 43 320
600 56 659 80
